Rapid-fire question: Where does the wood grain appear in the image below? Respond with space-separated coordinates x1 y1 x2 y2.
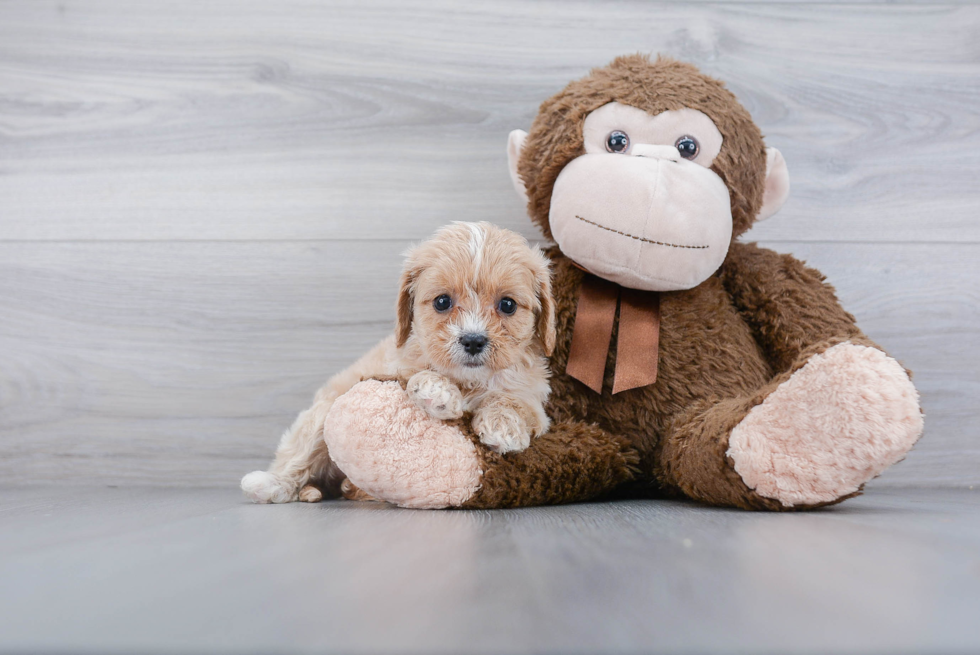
0 1 978 242
0 240 975 486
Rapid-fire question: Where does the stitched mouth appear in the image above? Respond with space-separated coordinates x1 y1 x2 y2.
574 215 709 250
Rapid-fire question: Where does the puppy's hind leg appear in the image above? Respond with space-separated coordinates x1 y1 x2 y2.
241 335 397 504
340 478 381 502
242 402 343 503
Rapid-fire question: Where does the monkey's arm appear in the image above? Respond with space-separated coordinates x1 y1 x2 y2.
324 379 638 509
721 242 876 373
462 419 639 509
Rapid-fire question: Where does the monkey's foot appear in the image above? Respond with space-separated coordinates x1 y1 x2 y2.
727 342 923 507
323 380 482 509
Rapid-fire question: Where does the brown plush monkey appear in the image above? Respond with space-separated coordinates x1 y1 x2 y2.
321 55 923 511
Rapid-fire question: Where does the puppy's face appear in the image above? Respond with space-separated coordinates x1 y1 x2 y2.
397 223 555 381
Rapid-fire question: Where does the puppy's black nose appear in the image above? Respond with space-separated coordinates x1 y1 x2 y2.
460 333 488 355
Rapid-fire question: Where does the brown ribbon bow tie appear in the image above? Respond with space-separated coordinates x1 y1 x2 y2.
566 274 660 395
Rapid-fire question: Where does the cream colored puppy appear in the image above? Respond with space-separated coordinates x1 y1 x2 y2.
241 222 555 504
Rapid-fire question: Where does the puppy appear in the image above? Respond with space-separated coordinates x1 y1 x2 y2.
395 221 555 453
241 221 555 504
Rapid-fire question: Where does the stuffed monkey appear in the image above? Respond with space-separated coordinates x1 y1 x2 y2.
274 55 923 511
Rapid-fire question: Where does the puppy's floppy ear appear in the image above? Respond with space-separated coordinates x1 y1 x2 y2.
396 249 422 348
532 249 556 356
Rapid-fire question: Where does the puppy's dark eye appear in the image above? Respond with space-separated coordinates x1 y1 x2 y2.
498 297 517 315
605 131 630 154
675 135 699 159
433 295 452 312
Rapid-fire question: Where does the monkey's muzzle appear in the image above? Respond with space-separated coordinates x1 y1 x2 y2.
549 152 733 292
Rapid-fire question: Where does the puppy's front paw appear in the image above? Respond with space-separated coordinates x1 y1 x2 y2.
473 406 531 454
407 371 464 420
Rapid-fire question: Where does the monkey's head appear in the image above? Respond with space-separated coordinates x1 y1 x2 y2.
508 54 790 292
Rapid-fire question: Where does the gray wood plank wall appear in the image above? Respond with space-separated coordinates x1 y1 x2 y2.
1 0 977 488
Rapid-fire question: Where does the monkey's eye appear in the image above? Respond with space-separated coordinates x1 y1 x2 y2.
605 131 630 154
675 135 700 159
498 297 517 315
433 295 453 312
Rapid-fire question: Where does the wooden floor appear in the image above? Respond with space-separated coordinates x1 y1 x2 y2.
1 486 978 654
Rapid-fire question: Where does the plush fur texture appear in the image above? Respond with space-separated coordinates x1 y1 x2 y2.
327 379 639 510
545 100 736 291
727 342 923 507
325 380 483 509
517 54 767 244
461 421 640 509
316 54 924 512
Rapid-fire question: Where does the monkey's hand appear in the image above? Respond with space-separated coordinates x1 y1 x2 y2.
406 370 464 420
473 396 534 454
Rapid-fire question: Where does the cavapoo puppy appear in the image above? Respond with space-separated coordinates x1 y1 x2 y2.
397 221 556 452
241 222 556 504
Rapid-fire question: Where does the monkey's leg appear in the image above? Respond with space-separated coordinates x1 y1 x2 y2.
657 340 923 511
324 379 638 509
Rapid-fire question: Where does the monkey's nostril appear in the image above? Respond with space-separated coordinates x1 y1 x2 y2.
459 333 488 355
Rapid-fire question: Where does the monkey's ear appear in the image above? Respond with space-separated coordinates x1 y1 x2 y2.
395 256 420 348
507 129 530 204
757 147 790 221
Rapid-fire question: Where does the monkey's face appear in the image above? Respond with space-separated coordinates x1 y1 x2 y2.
549 102 732 292
507 56 790 293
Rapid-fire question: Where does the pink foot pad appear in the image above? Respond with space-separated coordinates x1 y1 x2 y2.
727 342 923 507
323 380 482 509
